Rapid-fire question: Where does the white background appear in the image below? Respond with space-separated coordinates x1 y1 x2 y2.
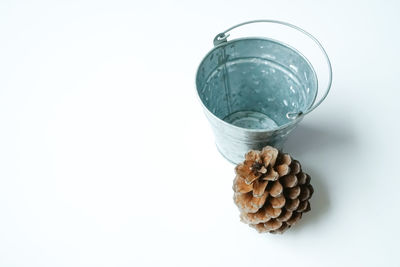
1 0 399 266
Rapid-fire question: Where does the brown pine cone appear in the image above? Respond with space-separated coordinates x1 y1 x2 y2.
233 146 313 234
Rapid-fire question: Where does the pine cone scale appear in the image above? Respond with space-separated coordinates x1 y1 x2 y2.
233 175 253 193
252 180 269 197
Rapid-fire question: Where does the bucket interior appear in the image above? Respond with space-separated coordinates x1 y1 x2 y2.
196 38 318 130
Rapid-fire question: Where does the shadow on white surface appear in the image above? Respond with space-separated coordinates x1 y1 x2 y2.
282 118 357 234
284 120 356 156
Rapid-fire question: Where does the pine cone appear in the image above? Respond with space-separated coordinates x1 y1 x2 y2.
233 146 313 234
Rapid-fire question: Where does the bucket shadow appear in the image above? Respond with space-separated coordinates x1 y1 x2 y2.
284 120 356 157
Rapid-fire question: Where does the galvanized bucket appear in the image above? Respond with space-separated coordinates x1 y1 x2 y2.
196 20 332 164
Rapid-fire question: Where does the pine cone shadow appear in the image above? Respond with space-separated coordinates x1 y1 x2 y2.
281 118 356 234
287 168 329 234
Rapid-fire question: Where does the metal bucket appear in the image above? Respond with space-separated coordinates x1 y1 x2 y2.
196 20 332 164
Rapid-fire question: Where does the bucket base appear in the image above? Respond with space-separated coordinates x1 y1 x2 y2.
223 111 278 130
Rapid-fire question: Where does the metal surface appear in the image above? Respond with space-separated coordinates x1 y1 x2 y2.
196 20 332 164
214 19 333 118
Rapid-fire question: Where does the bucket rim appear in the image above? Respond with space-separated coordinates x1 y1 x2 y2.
195 36 318 133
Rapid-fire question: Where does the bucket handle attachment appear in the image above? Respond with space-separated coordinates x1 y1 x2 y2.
213 20 333 120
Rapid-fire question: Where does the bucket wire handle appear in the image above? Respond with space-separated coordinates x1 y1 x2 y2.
213 20 333 119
